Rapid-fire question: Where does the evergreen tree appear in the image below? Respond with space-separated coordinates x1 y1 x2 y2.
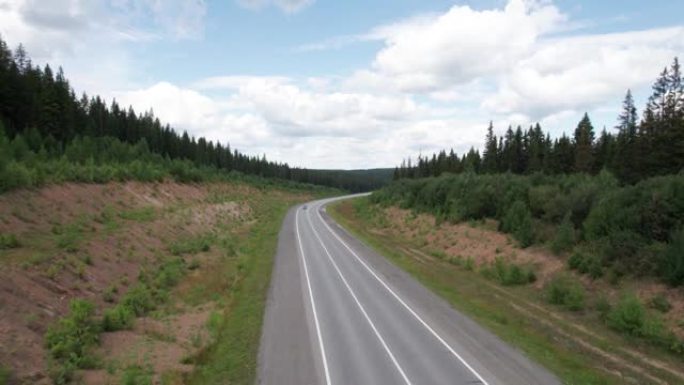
482 121 498 173
573 113 595 173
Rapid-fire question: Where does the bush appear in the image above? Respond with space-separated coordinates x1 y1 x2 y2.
45 299 100 384
0 233 19 249
121 365 153 385
661 229 684 286
567 251 603 279
121 284 155 316
606 294 649 337
551 213 575 254
501 200 534 247
170 234 213 255
544 275 585 311
102 305 134 331
480 257 536 286
648 293 672 314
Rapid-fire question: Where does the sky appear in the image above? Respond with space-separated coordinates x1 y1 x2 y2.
1 0 683 169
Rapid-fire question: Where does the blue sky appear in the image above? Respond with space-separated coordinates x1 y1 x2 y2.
1 0 684 168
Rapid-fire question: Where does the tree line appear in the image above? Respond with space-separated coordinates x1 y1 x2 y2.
394 58 684 184
0 36 387 192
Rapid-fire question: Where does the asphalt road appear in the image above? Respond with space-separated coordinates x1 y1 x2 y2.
258 195 561 385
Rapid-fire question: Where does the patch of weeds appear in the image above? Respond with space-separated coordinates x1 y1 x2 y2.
428 249 447 260
544 274 585 311
119 207 157 222
45 299 100 384
54 222 86 252
94 207 120 232
102 305 135 331
46 262 64 280
464 256 475 271
102 285 118 303
170 234 214 255
121 364 153 385
480 257 536 286
103 258 187 331
649 293 672 313
0 233 20 249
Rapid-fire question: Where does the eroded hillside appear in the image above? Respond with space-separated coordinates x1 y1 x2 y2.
0 181 312 384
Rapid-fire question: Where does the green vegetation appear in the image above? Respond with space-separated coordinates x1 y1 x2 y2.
604 294 683 355
544 275 586 311
479 257 536 286
551 213 575 255
120 365 152 385
649 293 672 313
169 234 213 255
45 299 100 384
188 196 291 385
118 207 156 222
372 172 684 286
500 200 534 247
0 233 19 249
0 36 391 193
0 365 11 385
103 257 187 331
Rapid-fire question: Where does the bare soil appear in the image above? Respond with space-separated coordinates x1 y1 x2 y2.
0 181 282 384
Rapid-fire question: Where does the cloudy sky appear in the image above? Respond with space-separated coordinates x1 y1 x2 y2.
1 0 683 169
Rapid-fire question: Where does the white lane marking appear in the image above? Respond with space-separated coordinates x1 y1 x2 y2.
295 208 332 385
305 209 413 385
315 202 491 385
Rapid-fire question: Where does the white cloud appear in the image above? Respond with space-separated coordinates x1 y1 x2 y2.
237 0 314 14
483 27 684 118
3 0 684 169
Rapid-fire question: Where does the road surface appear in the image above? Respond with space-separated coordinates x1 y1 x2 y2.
258 195 561 385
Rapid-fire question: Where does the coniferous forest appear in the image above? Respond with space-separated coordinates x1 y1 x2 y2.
0 37 391 193
393 58 683 183
375 57 684 290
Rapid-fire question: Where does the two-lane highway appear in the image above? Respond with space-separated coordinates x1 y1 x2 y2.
258 196 561 385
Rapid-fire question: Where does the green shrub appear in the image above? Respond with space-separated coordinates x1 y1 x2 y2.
501 200 534 247
480 257 536 286
45 299 100 384
102 305 134 331
648 293 672 314
544 275 585 311
170 234 213 255
661 229 684 286
567 251 603 279
606 294 647 336
153 258 185 289
0 233 19 249
567 252 584 270
551 213 575 254
121 284 155 316
121 365 152 385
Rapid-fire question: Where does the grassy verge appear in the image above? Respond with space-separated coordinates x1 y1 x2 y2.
186 193 301 384
328 197 683 385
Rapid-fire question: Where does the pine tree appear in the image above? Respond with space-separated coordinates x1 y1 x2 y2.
482 121 498 173
573 113 595 173
613 90 640 182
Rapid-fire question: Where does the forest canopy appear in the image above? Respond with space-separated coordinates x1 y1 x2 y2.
0 36 391 192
